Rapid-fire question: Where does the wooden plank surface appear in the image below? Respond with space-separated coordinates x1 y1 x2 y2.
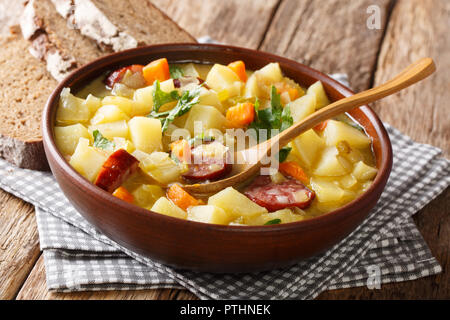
373 0 450 157
260 0 393 92
0 0 42 300
5 0 450 300
319 0 450 299
151 0 281 49
0 191 40 299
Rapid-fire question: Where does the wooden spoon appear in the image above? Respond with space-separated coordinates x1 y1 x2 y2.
183 57 436 196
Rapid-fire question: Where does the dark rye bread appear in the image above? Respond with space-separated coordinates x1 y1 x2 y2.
51 0 196 51
0 0 195 170
21 0 105 81
0 28 56 170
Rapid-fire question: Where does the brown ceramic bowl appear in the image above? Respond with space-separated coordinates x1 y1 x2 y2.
43 43 392 273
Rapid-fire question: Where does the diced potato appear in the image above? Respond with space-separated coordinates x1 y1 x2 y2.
323 120 371 148
180 63 200 77
310 177 346 203
128 117 162 153
307 81 330 109
150 197 187 219
208 187 267 218
184 105 226 136
270 171 287 184
132 184 165 208
205 64 241 93
102 96 134 116
217 82 243 101
88 120 129 140
113 137 135 153
56 88 91 124
352 161 378 181
54 124 91 156
314 146 349 176
131 149 150 161
111 83 135 99
244 73 260 98
339 174 358 189
291 129 325 168
139 152 183 184
83 94 102 114
198 88 225 113
187 205 231 225
244 209 305 226
90 105 130 125
69 138 108 182
133 79 175 114
289 94 316 122
256 62 283 84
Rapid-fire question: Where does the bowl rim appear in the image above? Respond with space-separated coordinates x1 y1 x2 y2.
43 42 393 233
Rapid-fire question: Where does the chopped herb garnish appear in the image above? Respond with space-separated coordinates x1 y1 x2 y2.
152 80 180 112
264 218 281 225
158 86 202 132
93 130 115 151
169 65 184 79
248 86 293 141
276 146 292 163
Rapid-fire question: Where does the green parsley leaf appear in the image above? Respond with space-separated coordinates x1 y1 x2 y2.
152 80 180 112
93 130 115 151
160 86 201 132
248 85 293 141
169 65 184 79
276 146 292 163
264 219 281 225
280 105 293 132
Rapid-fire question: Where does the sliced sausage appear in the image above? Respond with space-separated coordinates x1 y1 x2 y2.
182 141 232 182
244 175 315 212
94 149 139 193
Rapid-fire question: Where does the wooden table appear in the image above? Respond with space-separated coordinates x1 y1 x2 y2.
1 0 448 300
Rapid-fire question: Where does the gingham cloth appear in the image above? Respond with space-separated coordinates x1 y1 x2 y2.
0 123 448 299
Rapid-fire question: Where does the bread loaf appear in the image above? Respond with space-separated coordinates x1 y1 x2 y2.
0 0 195 170
51 0 196 51
0 28 56 170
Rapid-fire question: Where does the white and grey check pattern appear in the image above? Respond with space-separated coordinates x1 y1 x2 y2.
0 124 448 299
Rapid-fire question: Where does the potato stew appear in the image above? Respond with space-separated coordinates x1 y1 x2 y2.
55 58 378 226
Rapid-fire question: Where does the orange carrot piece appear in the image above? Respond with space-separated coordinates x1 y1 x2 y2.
167 184 203 211
313 120 328 132
112 186 134 204
226 102 255 127
170 139 191 163
142 58 170 85
228 60 247 82
287 87 301 101
275 82 302 103
279 161 309 184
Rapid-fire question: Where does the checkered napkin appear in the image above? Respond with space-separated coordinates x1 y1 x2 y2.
0 123 448 299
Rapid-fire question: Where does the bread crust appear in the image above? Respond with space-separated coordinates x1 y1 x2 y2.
0 134 49 171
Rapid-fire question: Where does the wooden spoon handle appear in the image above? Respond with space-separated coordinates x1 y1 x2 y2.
273 57 436 149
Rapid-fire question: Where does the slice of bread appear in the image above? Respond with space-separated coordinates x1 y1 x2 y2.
21 0 105 81
0 28 56 170
51 0 196 50
0 0 195 170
